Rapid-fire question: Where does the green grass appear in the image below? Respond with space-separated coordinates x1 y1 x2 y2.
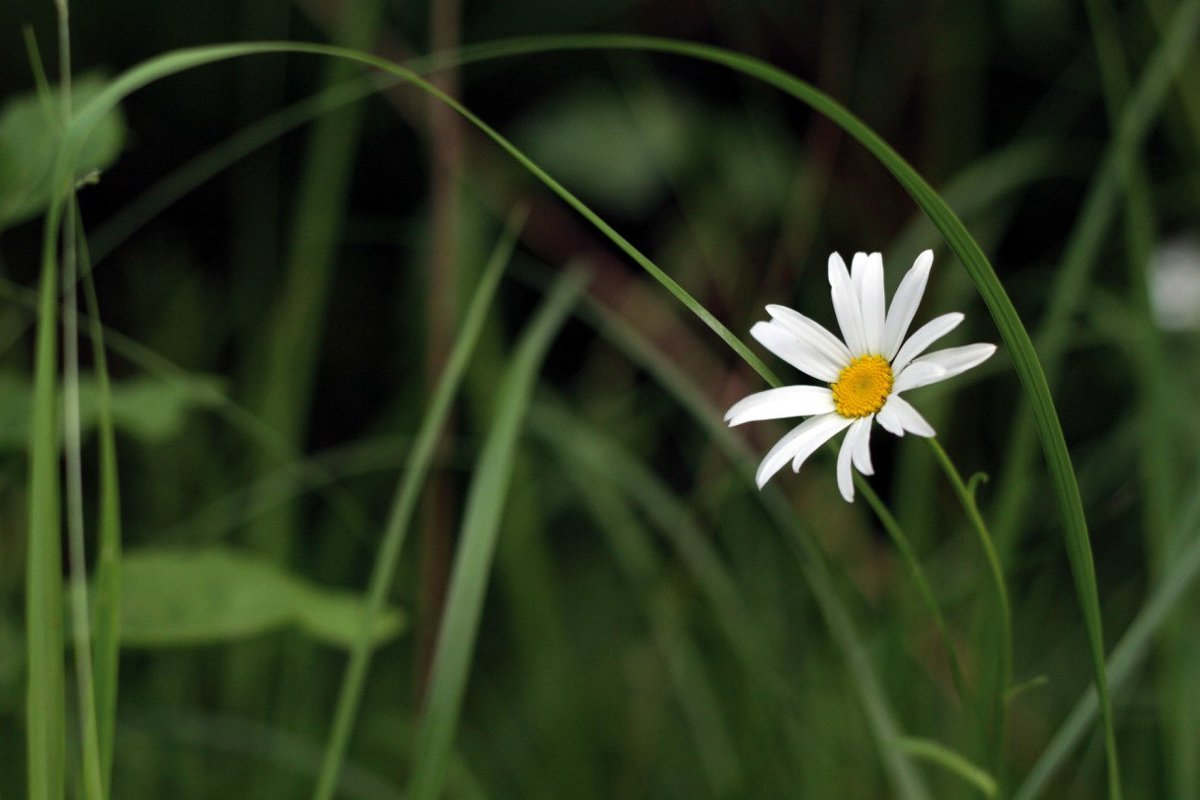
5 3 1200 798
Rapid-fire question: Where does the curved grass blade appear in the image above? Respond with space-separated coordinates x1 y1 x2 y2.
895 737 997 798
406 270 586 800
63 42 779 389
312 212 526 800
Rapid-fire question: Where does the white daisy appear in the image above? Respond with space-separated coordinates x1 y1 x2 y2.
726 250 996 501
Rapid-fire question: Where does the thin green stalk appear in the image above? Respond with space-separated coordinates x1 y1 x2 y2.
1082 2 1187 792
856 475 970 710
929 438 1012 781
76 216 122 797
407 270 586 800
988 0 1200 550
225 7 384 758
1016 482 1200 800
26 16 69 800
312 213 525 800
53 2 104 793
895 737 997 798
242 0 383 561
416 0 467 698
62 200 104 800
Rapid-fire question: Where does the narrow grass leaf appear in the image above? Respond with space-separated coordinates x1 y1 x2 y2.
77 227 121 794
26 78 68 800
312 213 526 800
1015 486 1200 800
895 737 997 798
406 270 586 800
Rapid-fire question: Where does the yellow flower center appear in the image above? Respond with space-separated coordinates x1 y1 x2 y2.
832 355 894 418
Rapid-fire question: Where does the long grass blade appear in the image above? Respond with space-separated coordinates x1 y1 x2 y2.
1015 484 1200 800
26 143 66 800
76 216 122 795
405 270 586 800
312 212 526 800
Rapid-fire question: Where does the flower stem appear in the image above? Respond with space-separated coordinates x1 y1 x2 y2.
928 438 1013 782
855 475 970 710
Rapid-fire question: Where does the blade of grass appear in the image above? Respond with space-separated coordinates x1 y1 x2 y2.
312 211 526 800
62 200 104 800
552 442 762 793
928 439 1012 782
530 395 793 703
985 0 1200 548
52 2 104 793
1081 2 1191 794
405 269 587 800
26 121 66 800
895 736 997 798
61 42 781 390
1015 481 1200 800
232 8 384 780
26 15 69 800
75 215 122 796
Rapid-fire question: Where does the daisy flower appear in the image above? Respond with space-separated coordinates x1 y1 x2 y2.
725 250 996 501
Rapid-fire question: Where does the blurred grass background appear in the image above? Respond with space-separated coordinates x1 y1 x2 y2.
1 0 1199 797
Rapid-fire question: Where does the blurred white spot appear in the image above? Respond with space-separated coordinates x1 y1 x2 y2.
1150 236 1200 330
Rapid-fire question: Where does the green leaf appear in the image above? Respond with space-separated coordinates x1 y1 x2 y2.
108 547 405 649
0 72 126 230
0 371 221 450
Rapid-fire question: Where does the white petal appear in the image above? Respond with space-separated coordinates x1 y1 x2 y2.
836 419 869 502
751 322 841 383
875 401 906 437
789 413 855 473
882 250 934 360
890 312 964 374
828 252 867 354
858 253 886 354
892 361 947 393
885 394 936 437
850 252 870 298
765 305 852 367
851 416 875 475
908 343 997 383
755 413 851 488
725 386 835 426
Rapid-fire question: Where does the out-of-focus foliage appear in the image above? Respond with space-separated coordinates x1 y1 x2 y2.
106 547 405 648
1 0 1198 798
0 72 126 230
